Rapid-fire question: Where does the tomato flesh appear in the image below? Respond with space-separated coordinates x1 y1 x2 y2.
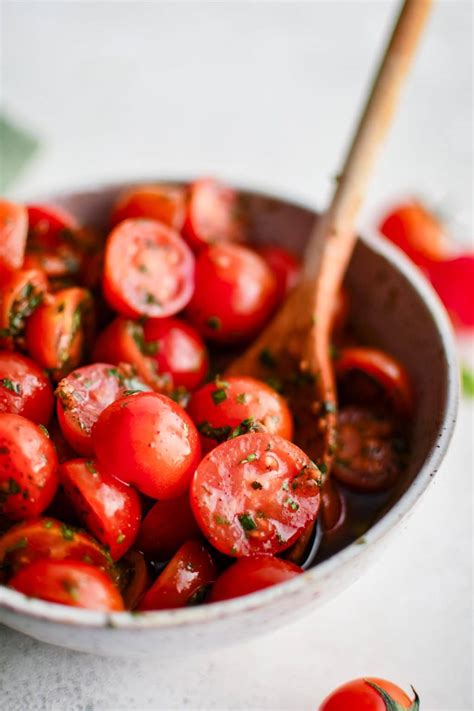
24 203 86 278
190 432 321 557
0 200 28 279
0 268 48 349
111 185 186 232
210 555 302 602
0 351 54 424
183 178 245 251
319 677 415 711
136 495 200 561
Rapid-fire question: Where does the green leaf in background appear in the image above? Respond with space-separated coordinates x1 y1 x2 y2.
0 113 39 191
461 365 474 399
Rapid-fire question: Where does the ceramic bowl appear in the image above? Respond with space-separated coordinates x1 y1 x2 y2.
0 181 459 656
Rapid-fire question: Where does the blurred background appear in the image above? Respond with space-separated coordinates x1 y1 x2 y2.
1 2 472 710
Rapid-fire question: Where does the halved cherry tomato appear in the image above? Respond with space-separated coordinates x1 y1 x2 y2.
209 555 302 602
425 254 474 330
25 287 94 380
379 199 450 266
190 432 321 557
188 376 293 452
59 458 141 560
10 559 124 611
0 413 58 520
0 517 112 581
183 178 245 251
111 184 186 232
117 549 150 610
137 540 217 610
0 351 54 424
255 244 301 306
335 346 413 416
333 406 403 492
186 243 277 343
102 219 195 319
93 392 201 500
136 495 200 561
0 199 28 279
0 268 48 348
319 677 419 711
55 363 150 456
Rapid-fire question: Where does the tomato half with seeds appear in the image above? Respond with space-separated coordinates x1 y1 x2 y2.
0 413 58 520
111 184 186 232
56 363 150 456
138 540 217 611
24 203 86 278
333 407 403 492
0 268 48 348
186 243 277 342
183 178 245 251
93 392 201 500
10 559 124 611
136 495 200 561
188 376 293 452
103 219 195 319
0 351 54 424
0 199 28 279
190 433 321 557
117 550 150 610
0 517 112 582
255 244 301 306
319 677 419 711
209 555 302 602
25 287 94 380
59 458 141 560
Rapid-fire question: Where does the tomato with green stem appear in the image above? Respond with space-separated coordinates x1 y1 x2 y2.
319 677 419 711
210 555 302 602
0 351 54 424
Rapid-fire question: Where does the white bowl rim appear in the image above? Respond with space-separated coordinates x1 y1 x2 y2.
0 179 459 631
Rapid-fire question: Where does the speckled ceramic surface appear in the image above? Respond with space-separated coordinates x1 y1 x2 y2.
0 182 459 656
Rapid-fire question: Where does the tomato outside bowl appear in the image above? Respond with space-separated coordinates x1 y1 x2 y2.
0 180 458 656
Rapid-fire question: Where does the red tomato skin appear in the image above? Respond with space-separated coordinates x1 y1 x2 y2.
0 413 58 520
59 458 141 560
102 219 195 319
0 200 28 279
10 559 124 611
319 677 414 711
24 203 84 278
135 495 200 561
118 550 150 610
0 351 54 424
93 392 201 500
183 178 245 251
92 318 154 385
111 185 186 232
210 555 302 602
255 244 301 306
188 376 294 452
55 363 150 456
190 433 321 557
138 540 217 611
425 254 474 330
0 268 49 349
186 243 277 343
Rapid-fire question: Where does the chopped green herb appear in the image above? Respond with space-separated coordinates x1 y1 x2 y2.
60 524 75 541
197 421 231 442
130 324 158 356
206 316 221 331
462 365 474 398
321 400 337 414
281 481 289 491
0 378 21 394
318 462 328 475
238 513 257 532
144 291 161 306
138 264 147 273
214 376 229 389
229 417 261 438
285 497 299 512
251 481 263 490
38 424 49 438
123 389 141 396
259 348 277 368
6 536 28 553
214 514 231 525
62 580 79 601
240 453 258 464
236 392 249 404
43 520 54 529
85 460 97 474
57 303 65 313
116 532 126 544
212 388 228 405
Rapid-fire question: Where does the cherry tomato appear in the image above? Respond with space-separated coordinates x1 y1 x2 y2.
59 458 141 560
320 478 347 534
48 418 77 464
319 677 419 711
335 347 413 416
209 555 302 602
187 243 277 343
135 495 200 561
333 406 403 492
379 200 450 266
9 559 124 611
24 203 86 278
0 413 58 520
102 218 195 319
188 376 293 452
93 392 201 500
255 244 300 306
25 287 94 380
0 268 48 348
56 363 150 456
138 540 217 610
190 432 321 557
425 254 474 330
0 199 28 279
183 178 245 251
0 517 113 581
0 351 54 424
117 549 150 610
111 184 186 232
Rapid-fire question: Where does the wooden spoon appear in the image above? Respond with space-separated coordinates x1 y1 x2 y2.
226 0 432 559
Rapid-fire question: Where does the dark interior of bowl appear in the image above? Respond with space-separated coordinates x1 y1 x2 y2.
50 181 450 564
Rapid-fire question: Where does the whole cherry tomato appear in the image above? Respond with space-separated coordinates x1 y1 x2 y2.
111 184 186 232
319 677 419 711
0 199 28 280
0 351 54 424
210 555 302 602
0 268 48 349
183 178 245 251
135 495 200 561
425 254 474 330
0 413 58 520
190 432 321 557
93 392 201 500
10 559 124 611
255 244 301 306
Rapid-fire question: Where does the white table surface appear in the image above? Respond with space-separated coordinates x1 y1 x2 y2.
1 2 472 709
